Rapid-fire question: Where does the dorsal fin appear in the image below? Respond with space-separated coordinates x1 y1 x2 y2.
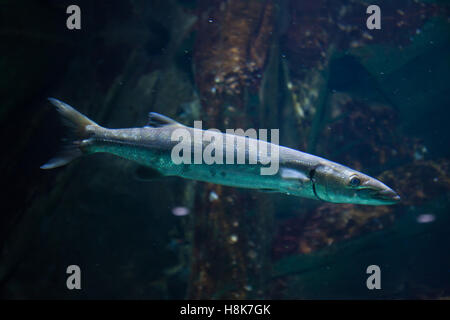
147 112 183 127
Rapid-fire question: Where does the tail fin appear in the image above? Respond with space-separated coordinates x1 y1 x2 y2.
40 98 99 169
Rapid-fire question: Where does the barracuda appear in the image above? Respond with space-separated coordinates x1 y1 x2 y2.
41 98 400 205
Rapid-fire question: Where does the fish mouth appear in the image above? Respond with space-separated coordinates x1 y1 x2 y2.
370 188 401 204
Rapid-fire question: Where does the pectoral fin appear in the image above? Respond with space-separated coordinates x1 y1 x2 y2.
280 167 310 183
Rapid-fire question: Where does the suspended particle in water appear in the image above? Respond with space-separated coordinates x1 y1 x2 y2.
416 214 435 224
229 234 238 244
172 206 190 216
209 191 219 202
244 285 253 292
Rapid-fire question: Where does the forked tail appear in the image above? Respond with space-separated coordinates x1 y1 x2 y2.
41 98 99 169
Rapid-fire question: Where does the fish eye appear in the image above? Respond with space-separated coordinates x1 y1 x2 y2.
349 176 361 187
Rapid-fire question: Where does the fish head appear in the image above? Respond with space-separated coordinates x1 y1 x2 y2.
312 163 400 205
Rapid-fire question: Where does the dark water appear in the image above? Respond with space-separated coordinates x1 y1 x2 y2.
0 0 449 299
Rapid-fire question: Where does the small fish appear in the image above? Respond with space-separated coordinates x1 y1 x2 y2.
41 98 400 205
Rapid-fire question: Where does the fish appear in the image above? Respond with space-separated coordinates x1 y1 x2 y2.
41 98 400 205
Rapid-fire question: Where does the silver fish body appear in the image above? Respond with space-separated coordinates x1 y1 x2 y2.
42 98 400 205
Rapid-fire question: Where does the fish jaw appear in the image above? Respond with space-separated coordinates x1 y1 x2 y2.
312 162 401 205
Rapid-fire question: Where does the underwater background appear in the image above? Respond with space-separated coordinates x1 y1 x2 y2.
0 0 449 299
